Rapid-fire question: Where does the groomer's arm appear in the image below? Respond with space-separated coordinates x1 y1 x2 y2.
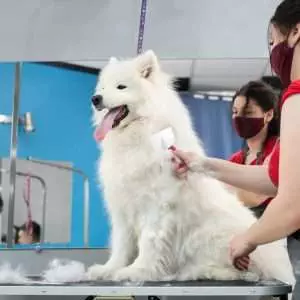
226 156 273 206
241 96 300 245
205 158 277 196
171 149 277 197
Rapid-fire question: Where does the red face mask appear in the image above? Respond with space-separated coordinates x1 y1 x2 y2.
270 41 295 88
233 116 265 139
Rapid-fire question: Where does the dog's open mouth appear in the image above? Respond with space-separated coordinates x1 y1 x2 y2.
94 105 129 141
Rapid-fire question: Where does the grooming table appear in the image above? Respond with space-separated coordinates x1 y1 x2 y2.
0 278 292 299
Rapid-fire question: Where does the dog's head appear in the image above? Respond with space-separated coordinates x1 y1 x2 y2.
92 50 165 141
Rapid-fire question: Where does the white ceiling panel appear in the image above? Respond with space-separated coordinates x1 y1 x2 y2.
0 0 282 61
262 61 274 76
160 60 192 77
191 76 260 91
69 59 193 77
70 57 270 90
193 59 268 78
143 0 280 59
0 0 141 61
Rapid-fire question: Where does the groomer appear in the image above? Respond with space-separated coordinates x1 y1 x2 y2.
171 0 300 270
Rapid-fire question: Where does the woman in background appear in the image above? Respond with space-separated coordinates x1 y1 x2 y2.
228 81 280 218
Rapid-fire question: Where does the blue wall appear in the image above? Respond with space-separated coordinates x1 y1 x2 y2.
181 94 242 160
0 64 241 248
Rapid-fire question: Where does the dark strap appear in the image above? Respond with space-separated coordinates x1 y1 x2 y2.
250 202 268 218
290 229 300 240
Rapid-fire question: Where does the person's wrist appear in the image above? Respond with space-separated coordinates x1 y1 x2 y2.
188 155 205 172
244 230 258 251
202 157 212 171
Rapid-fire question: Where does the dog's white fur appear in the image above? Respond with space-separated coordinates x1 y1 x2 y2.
88 51 295 288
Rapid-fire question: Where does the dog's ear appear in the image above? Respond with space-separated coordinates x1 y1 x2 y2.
109 57 118 64
135 50 159 79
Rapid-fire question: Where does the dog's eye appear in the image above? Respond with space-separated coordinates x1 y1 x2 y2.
117 84 127 90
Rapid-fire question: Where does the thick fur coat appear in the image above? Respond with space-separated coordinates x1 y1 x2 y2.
88 51 295 289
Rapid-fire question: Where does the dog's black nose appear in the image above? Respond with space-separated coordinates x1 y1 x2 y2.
91 95 103 109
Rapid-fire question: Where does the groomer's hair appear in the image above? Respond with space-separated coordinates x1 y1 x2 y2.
271 0 300 35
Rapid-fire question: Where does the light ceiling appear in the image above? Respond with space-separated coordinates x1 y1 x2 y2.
0 0 280 90
69 58 272 91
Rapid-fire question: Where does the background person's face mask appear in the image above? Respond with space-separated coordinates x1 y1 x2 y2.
233 116 265 139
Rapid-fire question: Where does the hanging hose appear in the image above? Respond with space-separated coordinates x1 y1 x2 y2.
22 174 33 236
137 0 148 54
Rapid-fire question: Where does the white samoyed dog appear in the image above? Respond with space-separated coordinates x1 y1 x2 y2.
88 50 295 289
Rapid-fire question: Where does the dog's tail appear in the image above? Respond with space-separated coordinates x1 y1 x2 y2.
251 239 295 286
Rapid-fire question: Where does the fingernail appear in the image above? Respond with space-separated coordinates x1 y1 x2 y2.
168 145 176 151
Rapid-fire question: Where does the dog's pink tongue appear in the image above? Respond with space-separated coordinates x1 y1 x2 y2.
94 108 122 142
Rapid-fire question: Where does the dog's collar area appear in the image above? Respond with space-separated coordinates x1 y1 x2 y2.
121 116 147 130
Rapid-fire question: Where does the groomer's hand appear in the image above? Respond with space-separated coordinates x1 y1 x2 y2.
169 147 189 179
169 146 203 179
230 233 257 271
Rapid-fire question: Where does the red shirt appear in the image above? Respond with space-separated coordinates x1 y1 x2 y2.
268 80 300 187
229 136 278 165
229 136 278 206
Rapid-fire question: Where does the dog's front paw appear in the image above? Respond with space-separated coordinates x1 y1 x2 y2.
240 271 260 282
87 264 117 280
113 266 154 282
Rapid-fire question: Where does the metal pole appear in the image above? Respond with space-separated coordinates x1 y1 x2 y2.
27 158 90 247
1 168 47 244
7 62 22 247
83 178 89 247
40 177 47 244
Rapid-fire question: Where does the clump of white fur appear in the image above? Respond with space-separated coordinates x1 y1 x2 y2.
0 263 28 284
88 50 295 297
43 259 86 283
